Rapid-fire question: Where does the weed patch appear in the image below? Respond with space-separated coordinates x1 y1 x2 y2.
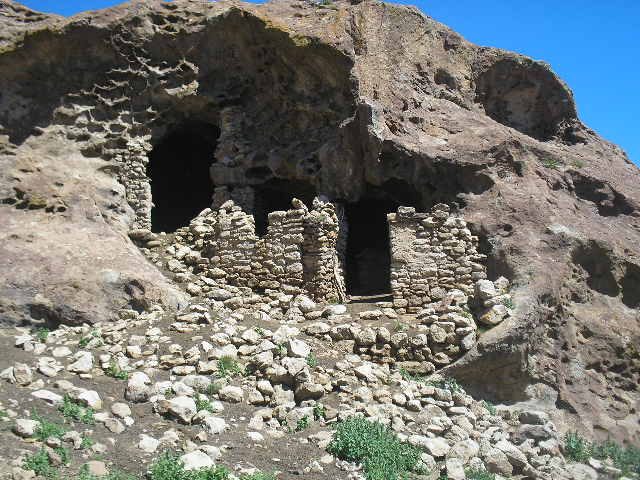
58 395 96 424
106 359 129 380
217 357 244 378
564 433 640 476
327 417 422 480
148 451 230 480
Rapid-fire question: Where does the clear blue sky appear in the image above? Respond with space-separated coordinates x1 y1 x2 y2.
20 0 640 166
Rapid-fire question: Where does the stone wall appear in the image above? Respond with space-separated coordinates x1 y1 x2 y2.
388 204 487 313
157 197 345 302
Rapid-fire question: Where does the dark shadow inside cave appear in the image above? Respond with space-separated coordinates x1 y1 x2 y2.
253 179 317 236
147 121 220 233
345 181 421 297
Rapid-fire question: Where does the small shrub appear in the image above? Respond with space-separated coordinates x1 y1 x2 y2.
579 436 640 476
206 382 221 396
313 404 326 421
23 448 59 479
58 395 96 425
31 410 67 441
106 359 129 380
78 337 90 348
428 376 463 393
36 328 50 343
482 400 497 416
464 468 496 480
217 357 244 378
327 417 422 480
80 434 95 450
571 159 586 168
541 158 562 169
254 327 265 336
564 432 591 462
295 416 310 432
240 473 277 480
392 320 407 332
501 298 515 309
195 397 214 413
398 368 423 383
275 343 287 357
306 353 318 368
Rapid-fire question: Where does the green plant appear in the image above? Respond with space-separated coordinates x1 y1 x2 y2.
164 389 176 399
464 468 496 480
541 157 562 169
80 434 95 450
564 433 640 476
306 353 318 368
206 382 221 396
392 320 407 332
571 159 586 168
482 400 497 416
148 451 231 480
0 410 8 419
36 327 50 343
275 343 287 357
31 410 67 441
501 298 515 309
254 327 265 336
216 356 244 378
313 404 326 421
79 337 90 348
428 376 463 393
564 432 591 462
327 417 422 480
195 397 214 413
58 395 95 425
23 448 60 479
295 416 310 432
106 359 129 380
239 473 277 480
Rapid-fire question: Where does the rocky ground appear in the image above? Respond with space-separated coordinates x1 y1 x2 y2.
1 284 636 480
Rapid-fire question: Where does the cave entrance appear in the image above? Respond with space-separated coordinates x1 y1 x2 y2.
345 180 421 297
147 121 220 233
253 179 316 236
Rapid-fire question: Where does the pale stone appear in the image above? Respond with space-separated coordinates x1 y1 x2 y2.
219 386 243 403
31 390 63 405
287 339 311 358
13 419 39 438
77 390 102 410
180 451 214 471
67 351 93 373
111 402 131 418
138 434 160 453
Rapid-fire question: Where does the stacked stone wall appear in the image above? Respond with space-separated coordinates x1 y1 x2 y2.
388 204 487 313
302 198 345 302
164 197 343 301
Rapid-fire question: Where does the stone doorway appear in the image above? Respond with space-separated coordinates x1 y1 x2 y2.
344 198 396 297
147 121 220 233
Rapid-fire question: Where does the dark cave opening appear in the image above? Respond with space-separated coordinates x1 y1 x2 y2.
253 179 317 236
147 122 220 233
345 181 421 297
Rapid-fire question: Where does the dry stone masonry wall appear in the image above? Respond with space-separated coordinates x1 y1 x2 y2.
134 197 344 304
388 204 487 313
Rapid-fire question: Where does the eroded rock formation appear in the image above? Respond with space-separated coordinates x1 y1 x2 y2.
1 0 639 443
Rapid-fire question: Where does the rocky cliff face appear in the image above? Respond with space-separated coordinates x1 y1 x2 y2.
0 0 638 442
